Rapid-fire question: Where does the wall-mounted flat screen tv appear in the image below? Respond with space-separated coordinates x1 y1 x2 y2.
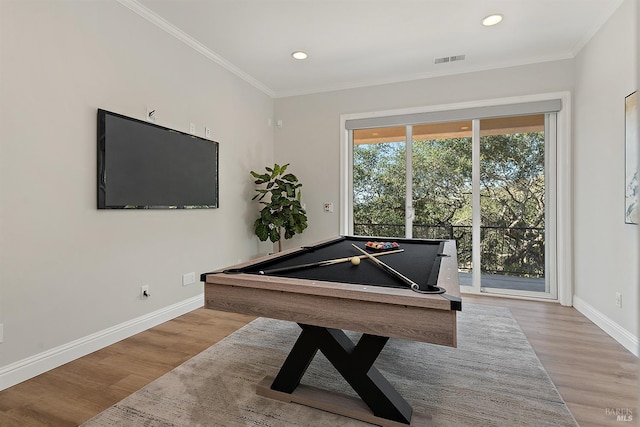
97 109 219 209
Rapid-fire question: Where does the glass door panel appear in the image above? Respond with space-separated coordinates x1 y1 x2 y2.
353 126 406 238
348 105 558 300
479 114 546 293
411 121 473 287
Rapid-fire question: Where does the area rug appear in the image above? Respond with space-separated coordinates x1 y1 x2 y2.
81 304 578 426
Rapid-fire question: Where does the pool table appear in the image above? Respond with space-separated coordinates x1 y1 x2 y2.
201 235 461 426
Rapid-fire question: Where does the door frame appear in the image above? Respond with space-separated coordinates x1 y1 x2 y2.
340 92 573 306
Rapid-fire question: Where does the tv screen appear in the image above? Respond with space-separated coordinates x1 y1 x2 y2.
97 109 219 209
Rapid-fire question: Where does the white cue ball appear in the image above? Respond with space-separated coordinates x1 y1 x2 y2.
351 257 361 266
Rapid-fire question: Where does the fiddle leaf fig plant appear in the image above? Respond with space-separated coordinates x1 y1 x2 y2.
251 163 308 252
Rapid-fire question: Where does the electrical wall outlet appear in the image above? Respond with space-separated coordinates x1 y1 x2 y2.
182 272 196 286
189 123 196 134
323 202 334 212
615 292 622 308
205 127 211 138
141 285 150 299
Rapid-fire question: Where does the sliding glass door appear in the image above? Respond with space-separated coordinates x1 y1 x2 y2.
410 122 474 285
349 110 557 298
353 126 407 237
478 115 549 294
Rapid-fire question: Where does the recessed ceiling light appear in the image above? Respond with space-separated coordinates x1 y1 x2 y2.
482 14 503 26
291 51 308 60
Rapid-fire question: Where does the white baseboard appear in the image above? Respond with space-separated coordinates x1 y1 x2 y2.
573 295 639 357
0 294 204 391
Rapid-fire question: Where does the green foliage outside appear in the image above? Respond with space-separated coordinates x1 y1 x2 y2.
251 163 308 252
353 132 545 278
480 133 545 277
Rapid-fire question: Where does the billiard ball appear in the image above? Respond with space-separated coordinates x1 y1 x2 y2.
351 257 361 266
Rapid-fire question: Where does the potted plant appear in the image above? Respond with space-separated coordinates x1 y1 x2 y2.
251 163 308 252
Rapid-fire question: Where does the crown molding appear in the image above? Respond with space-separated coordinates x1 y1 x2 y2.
273 53 574 98
116 0 621 100
570 0 625 56
115 0 275 98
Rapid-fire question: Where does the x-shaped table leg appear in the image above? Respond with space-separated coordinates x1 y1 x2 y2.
270 323 413 425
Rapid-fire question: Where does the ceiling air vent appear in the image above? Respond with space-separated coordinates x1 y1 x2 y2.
434 54 466 64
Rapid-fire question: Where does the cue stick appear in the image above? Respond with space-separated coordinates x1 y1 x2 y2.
350 243 421 291
257 249 404 275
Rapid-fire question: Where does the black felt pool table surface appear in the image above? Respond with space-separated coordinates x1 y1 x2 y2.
234 236 446 291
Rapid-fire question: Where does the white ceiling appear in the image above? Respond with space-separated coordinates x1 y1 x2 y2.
123 0 623 98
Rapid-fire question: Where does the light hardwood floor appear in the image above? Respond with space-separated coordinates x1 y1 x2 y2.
0 295 636 426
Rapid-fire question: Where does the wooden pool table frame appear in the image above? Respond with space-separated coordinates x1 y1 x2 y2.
203 236 461 426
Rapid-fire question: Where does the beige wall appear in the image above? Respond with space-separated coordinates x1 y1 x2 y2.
573 0 638 340
0 0 274 370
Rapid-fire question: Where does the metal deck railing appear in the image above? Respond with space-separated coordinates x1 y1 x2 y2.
353 223 545 279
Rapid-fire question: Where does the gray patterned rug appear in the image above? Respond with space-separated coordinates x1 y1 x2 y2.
81 304 577 426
